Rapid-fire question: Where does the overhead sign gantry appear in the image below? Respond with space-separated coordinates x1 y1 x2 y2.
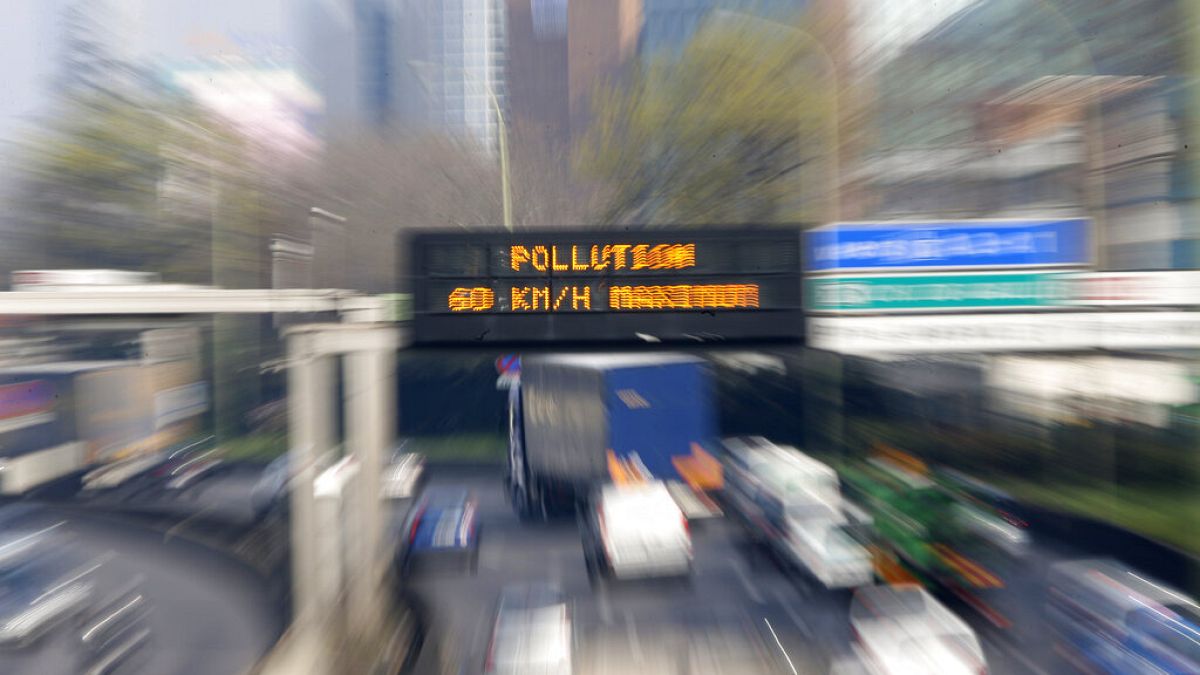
406 228 804 344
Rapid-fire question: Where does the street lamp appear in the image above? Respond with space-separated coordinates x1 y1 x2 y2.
407 60 514 232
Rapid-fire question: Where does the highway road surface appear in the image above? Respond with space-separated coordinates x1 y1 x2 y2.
0 498 281 675
403 465 1057 675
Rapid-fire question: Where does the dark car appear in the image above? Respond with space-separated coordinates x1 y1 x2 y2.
1047 559 1200 674
0 523 94 648
77 574 153 674
398 488 480 576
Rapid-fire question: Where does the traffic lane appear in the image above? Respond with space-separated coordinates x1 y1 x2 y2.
404 469 841 674
943 537 1084 675
409 466 1075 675
6 504 281 675
79 462 267 528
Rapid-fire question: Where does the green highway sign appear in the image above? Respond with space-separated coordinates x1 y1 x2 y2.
807 272 1071 313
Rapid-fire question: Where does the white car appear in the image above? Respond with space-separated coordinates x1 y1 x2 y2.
381 451 425 500
786 520 873 590
485 583 573 675
849 584 989 675
583 481 692 581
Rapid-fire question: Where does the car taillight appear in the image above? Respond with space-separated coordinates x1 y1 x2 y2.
682 515 690 536
484 619 499 672
409 507 426 544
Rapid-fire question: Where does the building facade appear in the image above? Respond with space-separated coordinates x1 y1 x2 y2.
505 0 569 146
862 0 1195 270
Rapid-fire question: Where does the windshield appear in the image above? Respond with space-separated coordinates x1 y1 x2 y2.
852 587 928 623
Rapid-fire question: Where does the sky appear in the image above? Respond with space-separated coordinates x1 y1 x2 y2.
0 0 298 141
0 0 979 142
853 0 975 67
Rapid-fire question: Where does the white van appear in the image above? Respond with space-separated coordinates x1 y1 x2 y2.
722 436 872 589
582 481 692 580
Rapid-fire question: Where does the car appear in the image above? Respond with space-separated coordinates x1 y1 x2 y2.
484 582 573 675
581 481 692 581
849 584 989 675
0 522 95 648
381 448 425 500
1046 559 1200 674
77 574 153 674
787 520 874 590
251 454 291 518
398 488 480 576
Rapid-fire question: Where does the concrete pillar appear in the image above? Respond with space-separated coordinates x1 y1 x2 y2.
286 329 335 669
344 326 398 635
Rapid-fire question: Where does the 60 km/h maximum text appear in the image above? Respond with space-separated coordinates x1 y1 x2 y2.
446 283 761 312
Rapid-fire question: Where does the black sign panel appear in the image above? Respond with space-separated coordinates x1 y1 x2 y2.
405 229 803 344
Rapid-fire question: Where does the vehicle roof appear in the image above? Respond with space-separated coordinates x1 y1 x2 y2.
531 353 703 370
726 438 837 478
1050 559 1200 611
600 480 674 502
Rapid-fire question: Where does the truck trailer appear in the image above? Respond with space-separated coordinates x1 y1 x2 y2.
505 353 723 521
0 361 206 495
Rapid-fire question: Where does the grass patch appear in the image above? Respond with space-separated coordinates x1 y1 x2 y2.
216 432 505 464
995 479 1200 557
220 433 287 462
405 433 505 463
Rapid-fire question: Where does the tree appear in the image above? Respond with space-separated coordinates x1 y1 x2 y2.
5 85 315 289
313 125 609 292
575 14 835 226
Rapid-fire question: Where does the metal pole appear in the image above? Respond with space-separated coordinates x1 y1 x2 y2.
490 92 515 232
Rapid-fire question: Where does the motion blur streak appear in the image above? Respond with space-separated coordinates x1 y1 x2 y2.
0 0 1196 673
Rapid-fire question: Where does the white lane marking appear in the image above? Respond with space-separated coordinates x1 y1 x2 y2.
779 592 814 638
623 608 643 663
733 559 765 604
764 618 798 675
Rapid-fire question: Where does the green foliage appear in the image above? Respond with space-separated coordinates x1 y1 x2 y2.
6 88 300 287
406 434 506 463
576 15 834 226
220 432 287 461
11 92 219 281
996 479 1200 557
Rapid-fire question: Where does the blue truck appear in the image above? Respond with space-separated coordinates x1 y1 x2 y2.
505 353 724 521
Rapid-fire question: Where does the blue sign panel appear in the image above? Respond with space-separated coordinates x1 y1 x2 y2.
805 219 1090 272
